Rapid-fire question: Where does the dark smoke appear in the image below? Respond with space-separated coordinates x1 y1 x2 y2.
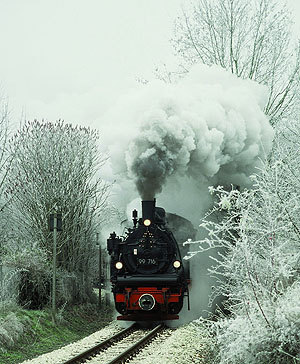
131 135 186 199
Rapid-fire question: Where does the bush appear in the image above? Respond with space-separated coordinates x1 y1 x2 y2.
3 242 51 309
216 283 300 363
0 313 25 352
189 120 300 363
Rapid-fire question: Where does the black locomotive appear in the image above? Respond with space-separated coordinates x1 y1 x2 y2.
107 199 191 320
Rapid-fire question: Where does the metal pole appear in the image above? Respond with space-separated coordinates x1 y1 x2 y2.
97 233 102 309
105 250 110 306
52 214 57 324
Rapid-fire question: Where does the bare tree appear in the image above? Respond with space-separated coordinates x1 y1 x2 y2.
169 0 300 125
0 99 14 301
0 100 11 212
5 120 109 305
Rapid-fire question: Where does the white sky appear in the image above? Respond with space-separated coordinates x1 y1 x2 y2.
0 0 300 128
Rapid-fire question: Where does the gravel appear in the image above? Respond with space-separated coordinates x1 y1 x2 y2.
128 322 216 364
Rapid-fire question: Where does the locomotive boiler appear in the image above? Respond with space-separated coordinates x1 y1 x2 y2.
107 199 190 320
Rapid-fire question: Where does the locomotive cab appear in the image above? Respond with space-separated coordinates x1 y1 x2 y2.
107 199 190 321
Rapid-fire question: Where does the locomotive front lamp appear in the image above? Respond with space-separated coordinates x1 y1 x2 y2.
144 219 151 226
173 260 181 269
115 261 123 270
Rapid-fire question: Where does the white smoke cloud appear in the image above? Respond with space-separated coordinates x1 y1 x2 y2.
101 63 273 222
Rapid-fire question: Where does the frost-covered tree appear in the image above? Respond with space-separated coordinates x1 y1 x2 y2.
0 102 10 211
187 121 300 363
167 0 300 124
5 120 109 305
0 99 14 302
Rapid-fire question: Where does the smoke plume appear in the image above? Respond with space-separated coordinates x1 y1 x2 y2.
103 64 273 205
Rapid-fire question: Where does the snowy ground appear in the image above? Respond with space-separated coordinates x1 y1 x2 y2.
20 320 215 364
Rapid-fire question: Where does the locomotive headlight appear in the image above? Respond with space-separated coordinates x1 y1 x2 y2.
144 219 151 226
115 261 123 270
173 260 181 269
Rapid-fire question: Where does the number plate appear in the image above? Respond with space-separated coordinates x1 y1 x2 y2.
137 258 157 265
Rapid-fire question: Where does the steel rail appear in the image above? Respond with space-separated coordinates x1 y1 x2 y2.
61 323 137 364
105 323 164 364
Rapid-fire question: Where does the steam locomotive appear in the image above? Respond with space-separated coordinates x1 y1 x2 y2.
107 199 191 320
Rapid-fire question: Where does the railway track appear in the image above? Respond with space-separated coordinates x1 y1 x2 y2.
61 323 166 364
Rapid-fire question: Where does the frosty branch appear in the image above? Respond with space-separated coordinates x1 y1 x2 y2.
170 0 300 124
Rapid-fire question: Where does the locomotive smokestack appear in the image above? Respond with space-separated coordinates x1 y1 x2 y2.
141 199 156 223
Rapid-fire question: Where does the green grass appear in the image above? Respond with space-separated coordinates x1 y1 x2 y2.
0 304 113 364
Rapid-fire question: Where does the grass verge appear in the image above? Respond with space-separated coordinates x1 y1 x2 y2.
0 303 113 364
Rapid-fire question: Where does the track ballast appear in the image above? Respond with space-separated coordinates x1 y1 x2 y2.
61 323 167 364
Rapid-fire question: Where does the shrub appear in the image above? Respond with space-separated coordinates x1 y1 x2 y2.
0 313 25 352
188 120 300 363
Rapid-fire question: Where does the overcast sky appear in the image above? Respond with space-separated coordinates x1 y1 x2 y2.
0 0 300 129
